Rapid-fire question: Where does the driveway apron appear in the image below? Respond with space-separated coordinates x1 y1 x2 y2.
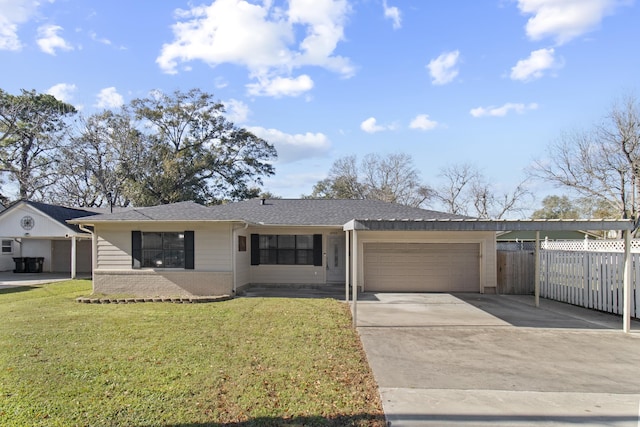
356 293 640 427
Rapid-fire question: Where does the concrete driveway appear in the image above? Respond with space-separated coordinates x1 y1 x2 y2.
356 293 640 427
0 271 81 288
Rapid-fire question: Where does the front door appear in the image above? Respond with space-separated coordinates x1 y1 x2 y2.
326 235 346 283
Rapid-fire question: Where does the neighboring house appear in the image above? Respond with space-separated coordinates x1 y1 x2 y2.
0 200 96 276
70 199 499 297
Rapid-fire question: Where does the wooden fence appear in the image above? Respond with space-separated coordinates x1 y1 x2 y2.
540 250 639 318
497 248 639 319
497 250 535 295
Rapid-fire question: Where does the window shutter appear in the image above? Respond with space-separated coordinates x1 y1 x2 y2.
313 234 323 266
132 231 142 269
250 234 260 265
184 231 195 270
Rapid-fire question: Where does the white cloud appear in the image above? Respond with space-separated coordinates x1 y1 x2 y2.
37 24 73 55
383 0 401 29
46 83 77 103
427 50 460 85
470 102 539 118
360 117 390 133
517 0 629 45
510 48 562 81
246 74 314 97
156 0 353 97
223 98 250 123
0 0 41 51
95 87 124 109
409 114 438 131
287 0 353 74
248 126 331 163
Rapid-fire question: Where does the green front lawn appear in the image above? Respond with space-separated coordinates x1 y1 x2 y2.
0 280 385 426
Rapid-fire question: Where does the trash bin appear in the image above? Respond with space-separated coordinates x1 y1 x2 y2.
12 257 27 273
26 257 44 273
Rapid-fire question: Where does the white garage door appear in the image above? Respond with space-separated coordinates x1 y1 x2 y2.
363 243 480 292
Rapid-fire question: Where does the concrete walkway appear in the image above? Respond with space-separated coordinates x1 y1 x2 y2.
0 271 85 288
356 293 640 427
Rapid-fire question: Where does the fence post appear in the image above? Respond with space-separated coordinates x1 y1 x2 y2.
535 231 540 308
583 251 590 308
623 230 631 333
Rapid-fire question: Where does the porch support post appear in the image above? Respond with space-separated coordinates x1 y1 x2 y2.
345 230 350 302
535 231 540 308
623 229 632 333
70 235 77 279
352 229 358 327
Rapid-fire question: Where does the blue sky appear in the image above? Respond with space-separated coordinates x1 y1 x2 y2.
1 0 639 214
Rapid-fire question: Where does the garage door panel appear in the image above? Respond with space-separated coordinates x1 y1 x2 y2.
364 243 479 292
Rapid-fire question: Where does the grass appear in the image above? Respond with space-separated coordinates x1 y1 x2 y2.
0 280 385 426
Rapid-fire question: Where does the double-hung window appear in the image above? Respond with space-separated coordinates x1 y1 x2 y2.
1 240 12 254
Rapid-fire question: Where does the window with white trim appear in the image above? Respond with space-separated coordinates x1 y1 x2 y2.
1 240 12 254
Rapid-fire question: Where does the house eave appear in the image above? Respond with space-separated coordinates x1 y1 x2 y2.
68 219 250 226
344 219 635 232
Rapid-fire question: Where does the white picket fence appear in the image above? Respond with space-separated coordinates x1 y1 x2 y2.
540 248 639 318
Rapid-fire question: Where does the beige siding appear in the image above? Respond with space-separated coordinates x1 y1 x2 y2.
92 222 234 296
96 228 130 270
355 230 497 293
247 226 341 285
194 225 232 270
234 228 251 288
95 222 233 271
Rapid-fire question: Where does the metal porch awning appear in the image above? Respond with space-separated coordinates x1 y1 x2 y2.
343 218 636 333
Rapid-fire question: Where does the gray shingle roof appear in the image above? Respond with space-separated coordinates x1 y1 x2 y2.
206 199 468 225
20 201 98 233
72 199 468 226
72 201 216 222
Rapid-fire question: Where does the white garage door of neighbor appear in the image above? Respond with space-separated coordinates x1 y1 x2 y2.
363 242 480 292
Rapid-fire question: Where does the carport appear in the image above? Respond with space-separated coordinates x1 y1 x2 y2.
343 218 637 332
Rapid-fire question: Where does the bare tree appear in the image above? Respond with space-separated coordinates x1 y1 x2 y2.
360 153 434 206
308 155 366 200
435 163 478 215
307 153 434 208
530 94 640 219
436 163 531 218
